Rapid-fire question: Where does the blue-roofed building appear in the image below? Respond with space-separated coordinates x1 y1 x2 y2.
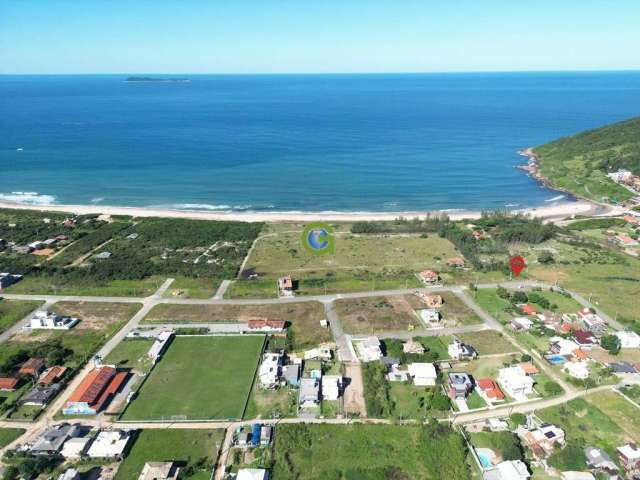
252 424 262 446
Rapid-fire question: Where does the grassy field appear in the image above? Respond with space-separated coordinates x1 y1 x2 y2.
335 295 422 335
103 338 154 369
587 390 640 442
114 429 224 480
457 330 517 355
463 354 520 380
2 301 141 367
404 292 483 326
122 336 264 420
5 275 162 297
272 423 469 479
245 383 297 420
388 383 445 419
0 428 25 448
0 299 42 334
245 232 464 278
416 336 453 360
144 302 329 351
162 275 220 299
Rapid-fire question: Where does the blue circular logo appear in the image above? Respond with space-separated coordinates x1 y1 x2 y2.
301 222 334 255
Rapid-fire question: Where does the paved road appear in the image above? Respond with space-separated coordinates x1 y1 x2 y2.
323 300 356 362
214 280 232 299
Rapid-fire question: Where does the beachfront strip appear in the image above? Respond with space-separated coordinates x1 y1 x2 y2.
1 210 640 479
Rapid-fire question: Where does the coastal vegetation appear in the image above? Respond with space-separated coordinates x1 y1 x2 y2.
534 116 640 203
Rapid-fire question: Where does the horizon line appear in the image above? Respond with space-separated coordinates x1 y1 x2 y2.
2 68 640 76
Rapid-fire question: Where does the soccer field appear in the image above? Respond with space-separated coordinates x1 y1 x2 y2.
122 335 264 421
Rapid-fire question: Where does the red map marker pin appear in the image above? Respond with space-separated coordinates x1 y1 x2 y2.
510 256 526 277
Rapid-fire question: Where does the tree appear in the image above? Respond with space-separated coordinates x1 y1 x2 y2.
512 291 528 304
544 380 563 396
430 393 451 411
538 250 555 264
509 413 526 427
496 286 510 299
600 335 621 355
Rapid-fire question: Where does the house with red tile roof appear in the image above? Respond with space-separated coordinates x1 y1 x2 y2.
19 358 46 377
247 319 287 332
63 366 127 415
0 377 19 391
38 366 67 386
477 378 505 401
447 257 465 268
419 270 439 284
520 304 537 316
518 363 539 375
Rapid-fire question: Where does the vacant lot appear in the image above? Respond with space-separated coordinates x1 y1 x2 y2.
0 299 42 334
587 391 640 442
245 232 463 278
122 336 264 420
335 295 421 335
463 354 520 380
0 428 25 448
272 423 469 479
457 330 517 355
162 275 219 299
144 301 329 350
7 301 141 364
406 292 483 327
114 429 224 480
103 339 154 369
6 275 162 297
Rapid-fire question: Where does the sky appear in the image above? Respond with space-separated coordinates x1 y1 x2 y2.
1 0 639 74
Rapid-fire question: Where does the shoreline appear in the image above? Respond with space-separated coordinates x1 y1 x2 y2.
0 199 615 223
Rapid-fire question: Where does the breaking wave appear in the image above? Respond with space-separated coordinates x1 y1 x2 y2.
0 191 57 205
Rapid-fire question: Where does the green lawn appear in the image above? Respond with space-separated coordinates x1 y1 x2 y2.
5 275 162 297
122 336 264 420
414 336 453 361
468 431 524 461
0 299 42 334
103 339 154 370
114 429 224 480
272 423 469 479
162 275 220 299
472 289 512 324
388 383 445 419
587 390 640 442
0 428 25 448
457 330 517 355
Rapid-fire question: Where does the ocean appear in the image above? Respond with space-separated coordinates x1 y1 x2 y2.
2 72 640 212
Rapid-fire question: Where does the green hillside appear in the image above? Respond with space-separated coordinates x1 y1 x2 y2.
534 116 640 203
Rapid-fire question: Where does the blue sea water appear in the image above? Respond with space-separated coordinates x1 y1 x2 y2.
1 72 640 212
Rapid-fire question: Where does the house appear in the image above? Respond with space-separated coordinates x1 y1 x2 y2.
549 337 580 356
520 304 537 316
260 426 273 446
355 336 383 362
19 357 46 377
87 430 132 458
584 446 619 477
386 364 410 382
447 257 465 268
563 361 589 380
418 270 439 284
28 240 44 250
32 248 55 257
0 273 23 289
407 363 437 386
572 330 598 348
577 308 607 336
12 245 33 254
258 353 283 389
617 443 640 473
94 251 112 259
63 218 77 229
608 169 633 182
237 469 269 480
63 366 128 415
304 347 332 361
282 364 301 387
403 339 425 354
39 366 67 385
498 366 534 401
615 331 640 349
477 378 505 401
483 460 530 480
21 384 61 407
147 331 174 363
518 363 539 376
473 230 489 241
614 234 639 247
511 317 534 331
520 424 565 457
0 377 19 391
31 423 83 455
138 462 180 480
247 319 287 333
278 276 294 296
419 309 441 326
29 311 79 330
448 372 474 399
61 437 92 459
299 378 320 409
322 375 342 400
126 233 139 240
448 339 478 360
58 469 81 480
423 294 444 308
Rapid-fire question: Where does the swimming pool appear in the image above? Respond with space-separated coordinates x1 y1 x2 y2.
478 453 492 468
546 354 566 364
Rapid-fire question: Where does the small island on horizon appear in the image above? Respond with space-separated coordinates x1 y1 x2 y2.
125 76 191 83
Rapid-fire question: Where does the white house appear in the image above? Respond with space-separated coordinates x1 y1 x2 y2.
483 460 530 480
407 363 437 386
563 361 589 380
237 469 269 480
615 331 640 349
549 337 579 356
419 309 441 327
498 366 534 401
258 353 283 389
448 340 478 360
303 347 332 361
86 430 132 458
29 311 79 330
607 169 633 182
355 336 383 362
61 437 92 459
299 378 320 409
386 364 410 382
322 375 342 400
511 317 534 331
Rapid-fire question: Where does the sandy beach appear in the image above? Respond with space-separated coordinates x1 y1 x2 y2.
0 199 616 223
